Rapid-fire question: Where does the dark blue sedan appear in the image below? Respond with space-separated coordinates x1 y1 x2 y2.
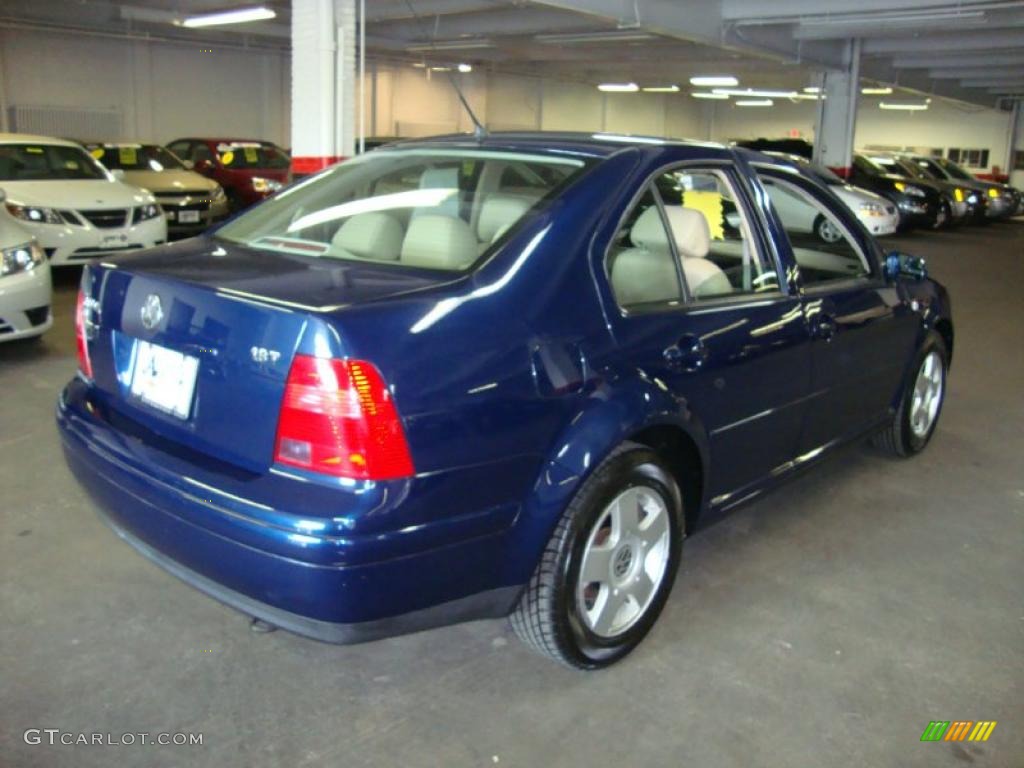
58 132 952 668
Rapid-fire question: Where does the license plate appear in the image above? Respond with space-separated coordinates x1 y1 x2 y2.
130 340 199 419
179 210 200 223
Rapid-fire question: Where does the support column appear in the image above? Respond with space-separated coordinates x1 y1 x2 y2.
1007 100 1023 190
813 39 861 178
290 0 354 176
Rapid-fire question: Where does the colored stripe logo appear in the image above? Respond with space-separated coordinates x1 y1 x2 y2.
921 721 997 742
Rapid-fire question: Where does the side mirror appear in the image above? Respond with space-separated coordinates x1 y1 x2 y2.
884 251 928 281
194 159 212 172
182 160 194 170
110 168 126 181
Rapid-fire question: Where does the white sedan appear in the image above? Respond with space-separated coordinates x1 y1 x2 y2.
0 133 166 267
766 153 899 240
0 203 51 342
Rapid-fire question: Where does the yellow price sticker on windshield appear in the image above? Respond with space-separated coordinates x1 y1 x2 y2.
220 151 235 166
244 147 258 163
25 147 43 154
118 147 138 165
91 147 105 159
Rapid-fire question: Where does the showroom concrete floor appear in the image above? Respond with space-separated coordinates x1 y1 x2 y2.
2 223 1022 768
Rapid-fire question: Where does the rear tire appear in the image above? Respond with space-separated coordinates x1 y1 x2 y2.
873 331 948 457
510 442 684 669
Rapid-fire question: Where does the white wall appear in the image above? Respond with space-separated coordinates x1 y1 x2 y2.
0 28 290 146
0 29 1013 175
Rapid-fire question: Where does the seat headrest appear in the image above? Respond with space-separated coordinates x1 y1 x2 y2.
400 214 478 269
630 206 670 251
663 206 711 259
610 248 680 306
477 195 532 243
331 212 403 261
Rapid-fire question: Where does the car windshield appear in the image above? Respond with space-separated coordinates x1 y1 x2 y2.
910 158 945 180
0 143 108 181
867 156 916 178
215 148 592 271
215 143 290 169
933 157 975 181
91 144 184 171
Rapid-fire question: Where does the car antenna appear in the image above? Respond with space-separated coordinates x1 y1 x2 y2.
399 0 488 140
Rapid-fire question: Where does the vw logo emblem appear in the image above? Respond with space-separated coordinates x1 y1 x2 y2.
140 294 164 330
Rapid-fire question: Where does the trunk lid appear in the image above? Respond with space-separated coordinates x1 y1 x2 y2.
83 237 459 471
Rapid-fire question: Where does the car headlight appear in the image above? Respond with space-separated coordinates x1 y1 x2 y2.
858 202 884 216
893 182 926 197
5 202 64 224
211 185 227 201
987 187 1001 199
967 192 979 204
1 240 45 276
251 177 283 194
954 188 965 203
132 203 163 223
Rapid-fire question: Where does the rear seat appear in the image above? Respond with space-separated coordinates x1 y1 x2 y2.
475 194 533 252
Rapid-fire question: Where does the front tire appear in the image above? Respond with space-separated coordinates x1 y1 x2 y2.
510 443 684 669
873 331 948 457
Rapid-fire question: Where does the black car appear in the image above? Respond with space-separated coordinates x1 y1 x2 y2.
865 154 974 227
849 155 947 230
904 154 1019 220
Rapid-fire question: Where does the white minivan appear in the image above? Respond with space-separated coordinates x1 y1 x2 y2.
0 133 166 266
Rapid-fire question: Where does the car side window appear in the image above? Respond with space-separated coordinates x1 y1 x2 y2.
654 168 777 299
607 188 683 310
757 173 871 286
168 141 191 160
192 144 214 164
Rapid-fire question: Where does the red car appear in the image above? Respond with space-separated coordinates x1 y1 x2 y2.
166 138 290 211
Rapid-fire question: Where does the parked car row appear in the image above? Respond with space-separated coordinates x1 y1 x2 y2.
737 138 1023 234
0 131 289 344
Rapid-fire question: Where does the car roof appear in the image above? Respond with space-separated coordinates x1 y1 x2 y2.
376 130 727 159
0 132 83 147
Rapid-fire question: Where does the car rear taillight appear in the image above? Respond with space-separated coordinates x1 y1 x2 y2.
274 354 414 480
75 289 93 380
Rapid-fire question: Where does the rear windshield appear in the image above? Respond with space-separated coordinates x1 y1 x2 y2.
214 149 592 271
0 143 108 181
216 143 290 169
90 144 184 171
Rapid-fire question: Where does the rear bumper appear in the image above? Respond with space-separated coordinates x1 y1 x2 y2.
56 381 522 642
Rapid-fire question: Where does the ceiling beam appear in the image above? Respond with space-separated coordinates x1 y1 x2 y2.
928 67 1024 79
863 29 1024 54
891 53 1024 68
721 0 997 20
370 6 604 41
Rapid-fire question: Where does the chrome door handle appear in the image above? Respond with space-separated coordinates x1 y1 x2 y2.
664 334 708 371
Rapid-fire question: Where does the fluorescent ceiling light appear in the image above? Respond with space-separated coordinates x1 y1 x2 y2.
713 88 798 98
691 91 729 99
879 101 929 110
690 75 739 87
642 85 680 93
803 86 820 93
430 66 452 72
736 99 773 107
181 6 275 27
457 63 473 73
598 83 639 92
862 86 893 95
536 31 654 44
406 40 493 51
